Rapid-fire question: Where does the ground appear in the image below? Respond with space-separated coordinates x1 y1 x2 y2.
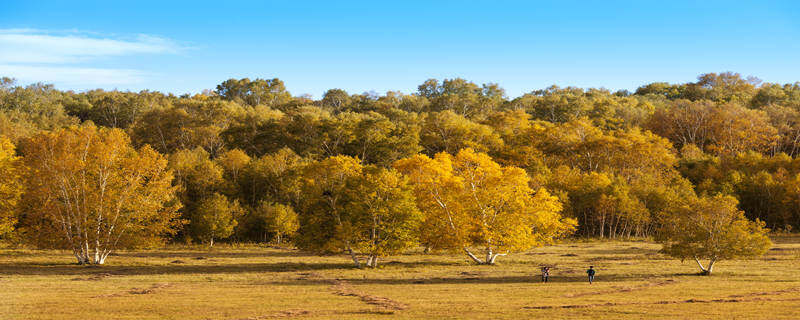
1 236 799 319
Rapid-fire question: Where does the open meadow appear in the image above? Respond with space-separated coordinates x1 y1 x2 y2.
2 236 799 320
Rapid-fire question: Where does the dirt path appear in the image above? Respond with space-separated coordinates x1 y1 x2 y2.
329 279 408 312
233 309 311 319
93 283 172 298
294 272 408 313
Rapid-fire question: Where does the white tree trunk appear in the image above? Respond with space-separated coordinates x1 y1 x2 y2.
365 255 378 268
74 242 110 265
98 250 111 265
488 252 507 265
706 258 716 274
463 248 485 264
694 256 717 275
347 246 362 268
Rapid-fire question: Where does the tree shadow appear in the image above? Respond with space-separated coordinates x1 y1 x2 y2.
770 234 800 245
0 259 464 277
263 272 671 286
110 250 320 259
582 247 659 255
0 261 356 276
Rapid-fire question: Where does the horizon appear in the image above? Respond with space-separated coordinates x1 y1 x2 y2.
1 1 799 98
3 71 785 99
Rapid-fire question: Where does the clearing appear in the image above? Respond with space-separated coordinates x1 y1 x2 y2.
2 236 799 319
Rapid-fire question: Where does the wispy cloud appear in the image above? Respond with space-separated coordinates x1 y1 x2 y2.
0 29 184 89
0 65 149 86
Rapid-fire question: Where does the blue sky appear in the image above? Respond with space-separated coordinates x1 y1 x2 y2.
1 1 798 98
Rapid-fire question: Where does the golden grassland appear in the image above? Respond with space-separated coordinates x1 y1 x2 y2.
1 236 799 319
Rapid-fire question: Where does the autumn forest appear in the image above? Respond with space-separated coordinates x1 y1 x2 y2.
0 72 792 269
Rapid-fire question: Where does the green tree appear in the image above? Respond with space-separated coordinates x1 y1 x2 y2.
420 111 503 155
215 78 292 108
417 78 505 119
296 156 421 267
237 148 306 208
193 193 243 247
684 72 760 103
168 148 225 242
295 155 363 260
346 167 421 267
320 88 352 112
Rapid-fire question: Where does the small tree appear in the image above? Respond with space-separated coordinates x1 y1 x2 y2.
657 194 772 275
193 193 242 247
255 201 299 244
347 167 421 268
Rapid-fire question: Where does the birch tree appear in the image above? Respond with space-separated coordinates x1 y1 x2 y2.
394 148 575 264
256 201 299 244
20 125 180 264
346 167 421 268
657 194 772 275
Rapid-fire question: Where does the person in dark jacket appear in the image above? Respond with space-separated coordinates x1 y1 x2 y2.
541 267 550 283
586 266 596 284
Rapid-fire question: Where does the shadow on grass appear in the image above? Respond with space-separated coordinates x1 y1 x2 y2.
582 247 660 255
264 272 670 286
770 234 800 245
110 250 320 259
0 259 464 277
0 261 356 276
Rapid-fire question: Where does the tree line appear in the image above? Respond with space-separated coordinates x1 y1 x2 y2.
0 73 782 272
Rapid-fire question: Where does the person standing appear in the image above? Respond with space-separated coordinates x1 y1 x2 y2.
586 266 596 284
541 267 550 283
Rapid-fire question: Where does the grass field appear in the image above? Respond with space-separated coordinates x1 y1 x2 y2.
2 237 800 319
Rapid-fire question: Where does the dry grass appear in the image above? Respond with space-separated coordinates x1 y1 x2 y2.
1 236 800 319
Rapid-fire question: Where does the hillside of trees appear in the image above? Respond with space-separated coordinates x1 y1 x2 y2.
0 72 793 266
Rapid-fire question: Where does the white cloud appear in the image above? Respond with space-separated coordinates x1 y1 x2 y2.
0 64 149 87
0 29 183 88
0 29 182 64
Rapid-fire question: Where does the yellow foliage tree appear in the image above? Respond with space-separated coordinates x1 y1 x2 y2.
0 136 23 238
256 201 299 244
394 148 575 264
20 125 180 264
216 148 251 184
657 194 772 275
